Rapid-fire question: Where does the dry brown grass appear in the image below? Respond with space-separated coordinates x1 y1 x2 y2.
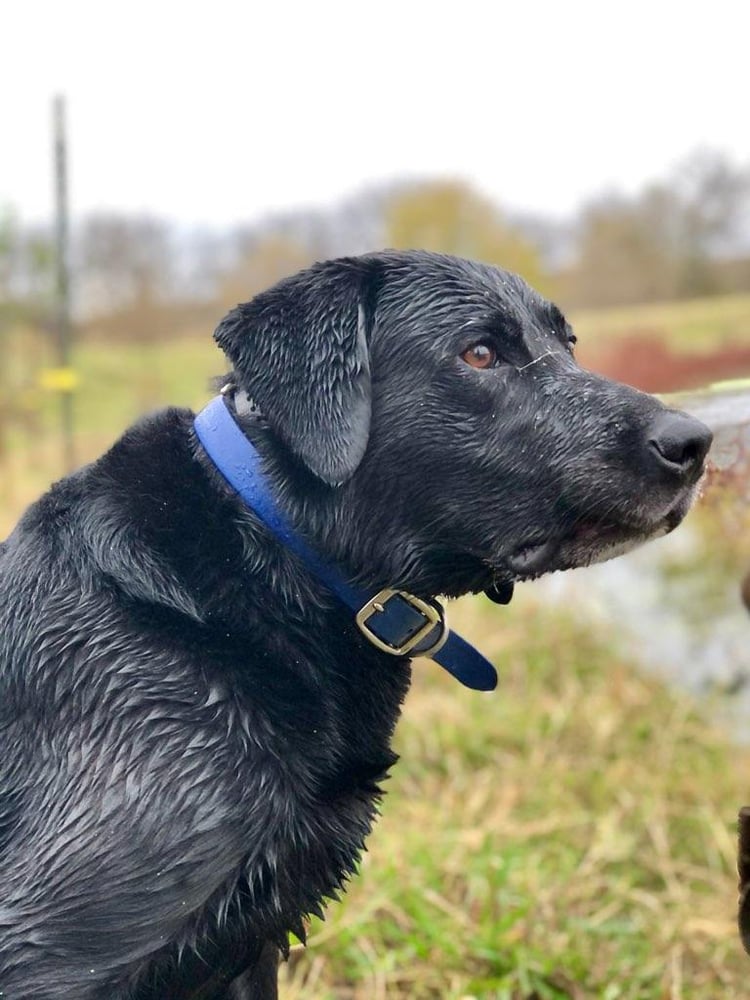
277 602 750 999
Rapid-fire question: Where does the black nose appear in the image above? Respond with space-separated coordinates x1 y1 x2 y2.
647 410 713 480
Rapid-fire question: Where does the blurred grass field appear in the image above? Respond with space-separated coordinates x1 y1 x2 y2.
1 292 750 996
279 603 750 999
573 293 750 352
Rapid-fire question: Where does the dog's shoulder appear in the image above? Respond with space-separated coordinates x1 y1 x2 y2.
0 403 407 938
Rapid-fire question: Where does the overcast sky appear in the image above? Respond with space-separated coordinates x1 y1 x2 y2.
3 0 749 229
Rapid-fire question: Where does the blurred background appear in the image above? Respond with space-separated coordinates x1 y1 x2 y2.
3 2 750 997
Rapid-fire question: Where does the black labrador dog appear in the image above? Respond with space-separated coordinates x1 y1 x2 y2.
0 251 711 998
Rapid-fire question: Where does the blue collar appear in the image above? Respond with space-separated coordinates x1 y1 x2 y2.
193 395 497 691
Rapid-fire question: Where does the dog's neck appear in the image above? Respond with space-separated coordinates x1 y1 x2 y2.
194 394 498 692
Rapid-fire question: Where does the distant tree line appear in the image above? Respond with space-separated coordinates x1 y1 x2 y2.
1 148 749 342
570 150 750 306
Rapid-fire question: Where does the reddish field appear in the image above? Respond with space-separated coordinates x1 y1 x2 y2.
582 334 750 393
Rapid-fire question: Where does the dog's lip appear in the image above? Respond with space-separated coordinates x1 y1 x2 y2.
501 478 703 581
504 515 659 579
505 521 635 580
505 538 561 576
506 519 621 570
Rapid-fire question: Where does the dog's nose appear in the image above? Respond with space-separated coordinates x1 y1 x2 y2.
647 410 713 479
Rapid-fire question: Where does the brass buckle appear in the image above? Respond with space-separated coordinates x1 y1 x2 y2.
355 589 448 657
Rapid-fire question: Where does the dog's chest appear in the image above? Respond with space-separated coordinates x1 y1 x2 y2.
207 644 408 929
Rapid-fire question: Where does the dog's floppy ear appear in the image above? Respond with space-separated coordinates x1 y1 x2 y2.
215 258 378 485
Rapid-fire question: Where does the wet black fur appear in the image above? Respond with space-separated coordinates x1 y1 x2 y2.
0 251 710 998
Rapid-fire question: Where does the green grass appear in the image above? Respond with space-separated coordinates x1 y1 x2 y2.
571 293 750 353
0 327 220 526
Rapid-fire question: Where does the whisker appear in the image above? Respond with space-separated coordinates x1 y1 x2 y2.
516 350 555 373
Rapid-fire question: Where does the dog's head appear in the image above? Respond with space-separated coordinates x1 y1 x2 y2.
215 251 712 598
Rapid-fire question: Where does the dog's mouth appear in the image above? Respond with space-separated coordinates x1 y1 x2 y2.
501 480 702 582
505 524 645 579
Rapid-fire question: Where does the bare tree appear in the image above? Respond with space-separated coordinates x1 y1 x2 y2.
76 214 174 321
569 150 750 307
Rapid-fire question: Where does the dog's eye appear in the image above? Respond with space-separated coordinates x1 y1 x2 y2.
461 343 497 369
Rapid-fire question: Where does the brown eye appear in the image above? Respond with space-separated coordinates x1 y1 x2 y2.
461 343 497 369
